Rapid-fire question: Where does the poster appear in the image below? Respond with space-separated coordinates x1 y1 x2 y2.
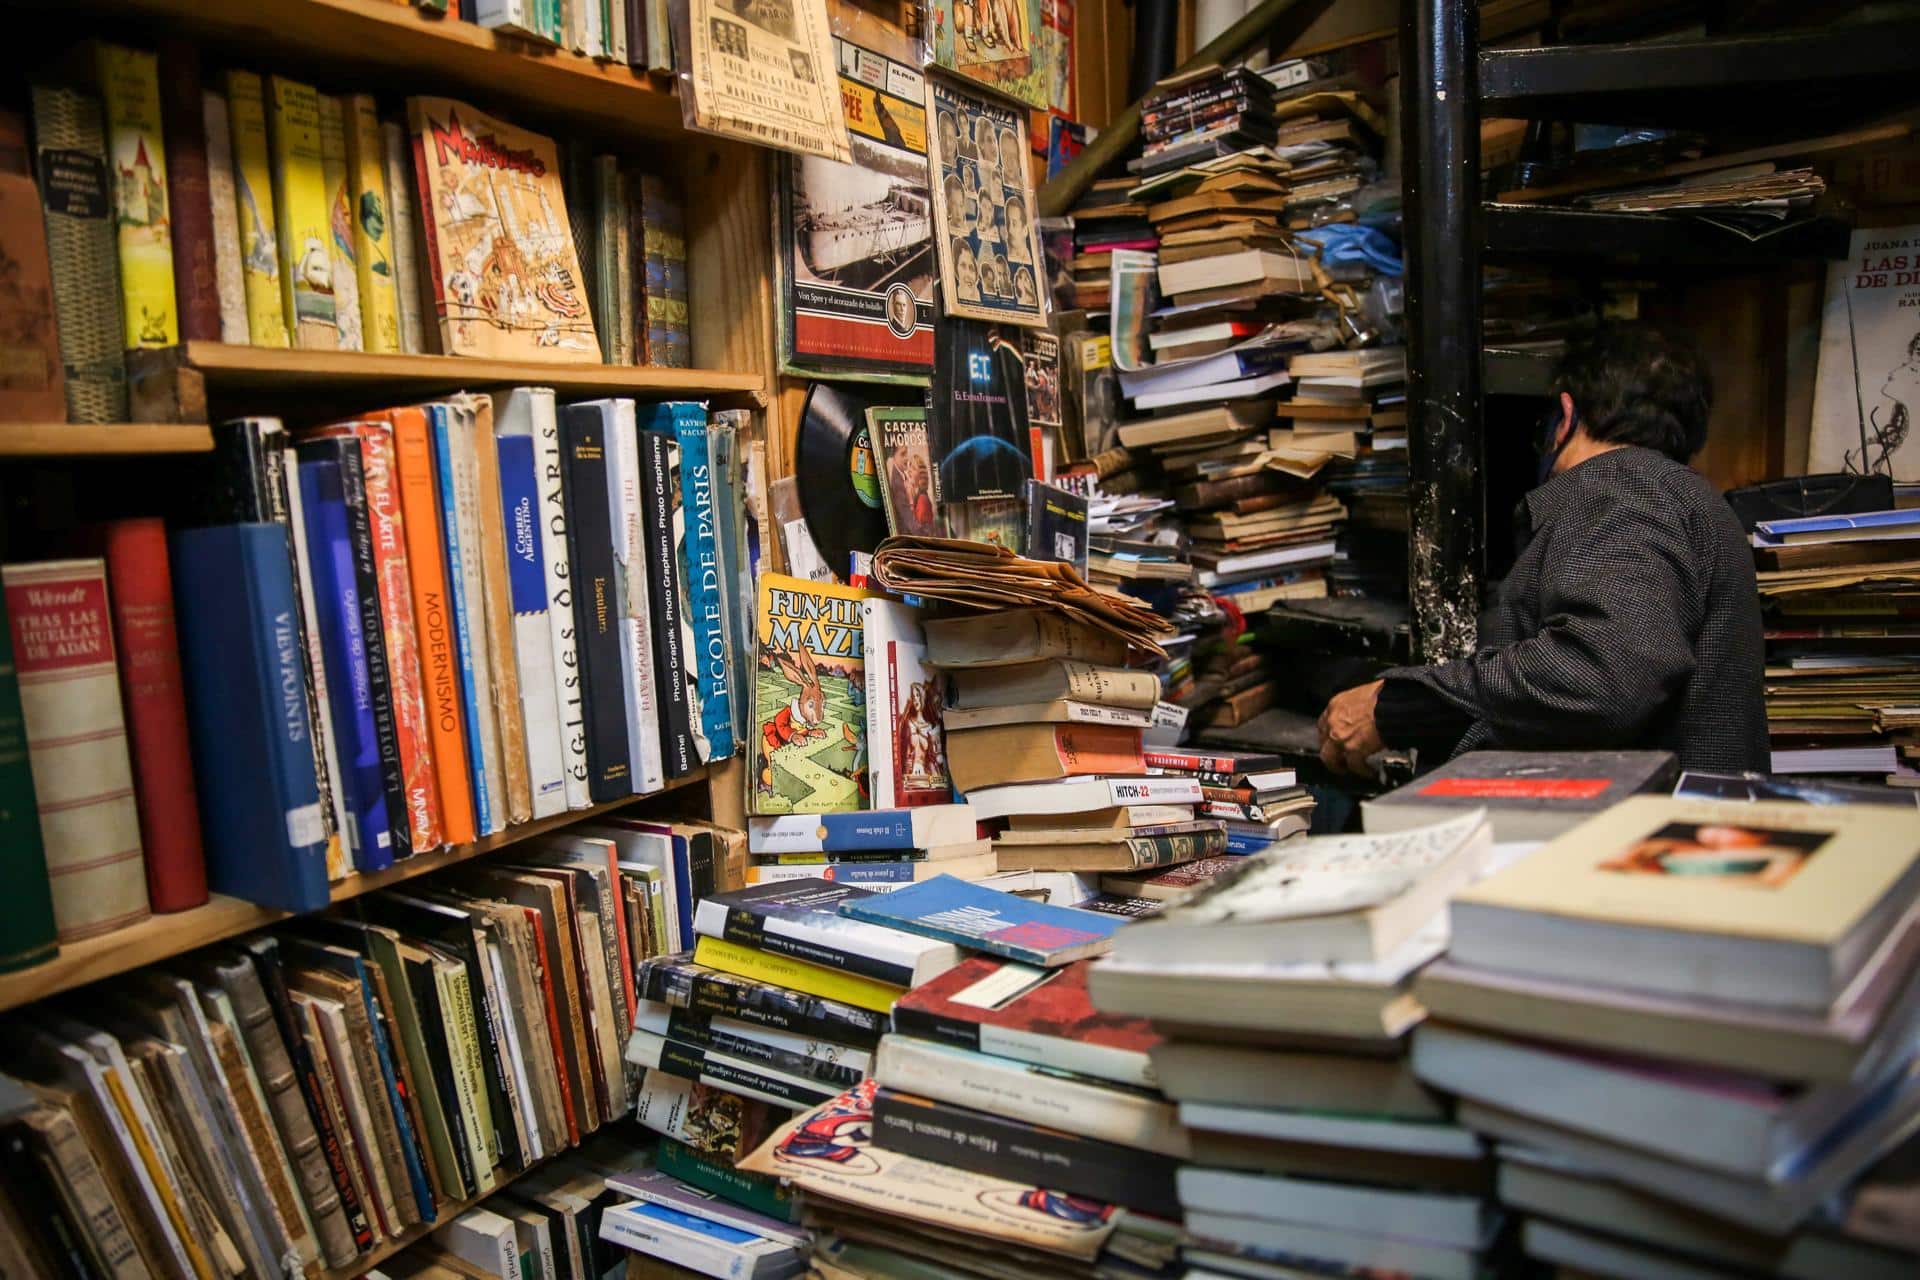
679 0 852 162
1810 224 1920 480
926 0 1050 110
925 76 1047 327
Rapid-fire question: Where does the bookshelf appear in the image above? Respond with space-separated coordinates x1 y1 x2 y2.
0 422 215 456
0 767 709 1014
320 1156 554 1280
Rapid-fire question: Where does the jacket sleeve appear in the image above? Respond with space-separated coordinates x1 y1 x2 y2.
1384 492 1705 749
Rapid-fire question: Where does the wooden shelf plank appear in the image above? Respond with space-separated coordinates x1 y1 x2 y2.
179 342 765 403
321 1153 553 1280
0 768 706 1013
0 423 215 457
98 0 683 140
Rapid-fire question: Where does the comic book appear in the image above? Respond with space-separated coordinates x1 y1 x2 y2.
405 96 598 361
751 573 872 815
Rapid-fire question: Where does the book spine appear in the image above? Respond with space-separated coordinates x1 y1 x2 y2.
2 559 149 941
642 430 696 776
470 398 534 825
448 403 508 833
865 612 898 810
660 1008 865 1088
198 1005 322 1269
390 407 476 844
496 430 569 819
639 171 690 368
18 1097 150 1273
200 90 250 344
431 406 497 835
528 390 590 810
590 157 619 363
628 165 649 365
669 409 734 759
610 404 664 793
316 94 361 352
353 977 435 1224
155 40 218 343
657 1138 797 1223
94 43 177 349
267 76 333 349
559 406 634 801
0 587 56 972
435 962 499 1192
101 519 207 914
379 121 425 355
296 994 387 1237
279 437 353 880
403 955 475 1199
29 85 129 422
639 959 885 1047
639 1035 835 1110
689 936 900 1014
221 71 290 347
598 1204 769 1280
706 416 750 748
342 96 399 354
871 1087 1179 1214
612 167 633 365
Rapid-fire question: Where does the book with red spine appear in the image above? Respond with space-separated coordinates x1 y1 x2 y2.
156 39 220 341
100 518 206 912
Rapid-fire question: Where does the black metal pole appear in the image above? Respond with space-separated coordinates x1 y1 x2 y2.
1400 0 1484 663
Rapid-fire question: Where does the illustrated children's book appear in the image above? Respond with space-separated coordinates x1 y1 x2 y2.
751 573 871 815
406 96 598 361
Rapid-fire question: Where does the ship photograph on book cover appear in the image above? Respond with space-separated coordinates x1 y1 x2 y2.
782 26 935 375
752 573 870 815
925 75 1047 327
406 96 597 361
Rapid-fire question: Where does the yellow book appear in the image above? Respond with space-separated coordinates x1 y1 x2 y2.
692 935 904 1014
223 71 290 347
266 75 334 349
94 42 177 349
1451 795 1920 1011
316 94 361 352
342 95 401 354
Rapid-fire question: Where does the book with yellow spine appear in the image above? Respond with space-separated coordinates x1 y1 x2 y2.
222 71 289 347
266 76 334 349
691 935 903 1014
342 95 400 354
94 42 177 349
316 94 360 351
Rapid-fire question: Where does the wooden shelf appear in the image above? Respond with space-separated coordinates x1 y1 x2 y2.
178 342 766 403
1482 205 1853 266
0 423 214 457
0 768 707 1013
322 1152 552 1280
94 0 683 140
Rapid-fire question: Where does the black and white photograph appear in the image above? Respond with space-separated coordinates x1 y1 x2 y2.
924 75 1047 327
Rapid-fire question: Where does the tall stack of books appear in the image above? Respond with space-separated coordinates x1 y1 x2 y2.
1088 811 1505 1280
1284 346 1411 601
1409 795 1920 1274
1145 744 1315 851
1063 178 1154 314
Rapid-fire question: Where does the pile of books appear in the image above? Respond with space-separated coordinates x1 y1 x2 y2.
1063 178 1154 314
1410 794 1920 1275
745 805 992 891
1135 65 1280 179
1090 810 1504 1280
0 820 725 1275
1 394 748 969
1751 507 1920 780
1286 346 1411 600
1146 744 1314 851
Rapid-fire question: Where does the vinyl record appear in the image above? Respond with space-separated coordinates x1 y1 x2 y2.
797 381 890 576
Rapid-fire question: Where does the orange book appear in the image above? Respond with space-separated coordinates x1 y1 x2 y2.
943 722 1147 794
388 404 476 846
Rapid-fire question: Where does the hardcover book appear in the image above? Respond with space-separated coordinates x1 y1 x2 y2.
638 168 690 367
1363 750 1679 843
492 397 569 819
200 89 250 344
750 573 870 815
693 878 960 988
647 401 735 761
222 70 289 348
266 75 334 348
94 43 177 349
156 40 219 344
558 401 633 802
315 95 362 352
0 153 65 421
405 97 598 361
0 588 57 971
338 103 394 338
839 873 1120 966
380 120 425 354
29 84 127 421
863 597 950 809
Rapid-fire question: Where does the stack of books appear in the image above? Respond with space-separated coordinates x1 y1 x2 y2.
1063 178 1154 314
1751 508 1920 780
598 1166 810 1279
1264 88 1386 228
1410 795 1920 1273
1088 811 1506 1280
744 805 992 891
1085 490 1192 588
1146 744 1315 850
1133 65 1279 179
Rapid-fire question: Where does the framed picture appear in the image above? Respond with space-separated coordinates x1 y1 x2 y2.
925 75 1047 327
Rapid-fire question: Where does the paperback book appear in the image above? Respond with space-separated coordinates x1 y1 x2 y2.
838 873 1122 966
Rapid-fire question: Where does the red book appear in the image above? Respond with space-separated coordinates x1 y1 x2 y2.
157 40 220 342
890 957 1160 1090
101 519 206 913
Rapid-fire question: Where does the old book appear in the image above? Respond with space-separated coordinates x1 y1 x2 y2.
0 123 65 421
266 75 334 348
0 586 56 973
17 1085 151 1279
947 659 1159 712
1115 403 1268 450
221 71 288 347
945 721 1144 793
441 396 510 835
994 824 1229 873
156 40 219 343
93 43 176 349
406 98 597 360
292 991 391 1239
380 120 425 354
195 1007 320 1271
1363 750 1679 842
29 84 127 421
470 393 534 824
921 608 1130 670
341 95 399 354
315 94 361 351
359 924 462 1205
199 90 248 343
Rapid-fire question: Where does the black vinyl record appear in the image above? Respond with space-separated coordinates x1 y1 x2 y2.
796 382 891 576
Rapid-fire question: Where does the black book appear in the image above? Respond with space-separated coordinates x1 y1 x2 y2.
298 436 411 860
637 955 888 1049
241 936 376 1250
1026 479 1089 574
558 403 634 801
399 941 476 1199
640 429 696 777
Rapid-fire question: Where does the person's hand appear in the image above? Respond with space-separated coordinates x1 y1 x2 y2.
1318 679 1386 777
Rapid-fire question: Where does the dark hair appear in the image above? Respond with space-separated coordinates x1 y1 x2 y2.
1552 324 1713 462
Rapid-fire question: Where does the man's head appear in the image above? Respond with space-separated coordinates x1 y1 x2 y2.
1547 324 1714 472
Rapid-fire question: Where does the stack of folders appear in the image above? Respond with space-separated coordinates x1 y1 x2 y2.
1087 811 1508 1280
1409 795 1920 1275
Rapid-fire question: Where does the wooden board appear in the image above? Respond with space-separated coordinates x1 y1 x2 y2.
0 423 214 457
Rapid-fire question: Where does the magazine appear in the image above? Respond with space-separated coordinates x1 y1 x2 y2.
925 76 1047 327
927 0 1049 110
677 0 852 162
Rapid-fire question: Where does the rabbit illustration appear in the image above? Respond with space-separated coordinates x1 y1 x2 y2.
760 645 828 794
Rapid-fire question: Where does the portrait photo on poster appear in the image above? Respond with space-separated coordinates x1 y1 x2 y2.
925 74 1048 328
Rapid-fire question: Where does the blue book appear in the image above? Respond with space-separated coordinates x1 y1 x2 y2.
643 401 736 763
428 403 494 833
1754 508 1920 544
171 524 329 912
1224 831 1275 855
837 874 1123 967
747 805 979 855
494 431 568 816
295 456 394 872
670 828 696 951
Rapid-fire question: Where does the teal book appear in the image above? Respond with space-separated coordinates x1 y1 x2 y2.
0 589 56 971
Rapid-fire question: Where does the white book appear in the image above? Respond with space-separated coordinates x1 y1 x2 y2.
1177 1168 1486 1248
504 1206 559 1280
964 775 1203 822
448 395 509 833
1184 1212 1480 1280
1158 249 1316 297
599 1200 806 1280
1522 1219 1731 1280
1132 370 1292 411
379 122 425 355
471 0 544 39
281 438 355 878
482 934 546 1160
492 388 570 819
514 391 591 811
1179 1100 1484 1159
1196 539 1338 584
863 598 945 809
432 956 497 1195
633 999 876 1082
943 700 1154 730
436 1206 521 1278
624 1030 836 1111
601 399 666 793
201 91 249 344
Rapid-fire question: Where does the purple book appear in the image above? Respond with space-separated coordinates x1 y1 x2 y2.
606 1169 810 1248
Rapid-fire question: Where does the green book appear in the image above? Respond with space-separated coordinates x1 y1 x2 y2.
0 590 57 972
658 1137 798 1223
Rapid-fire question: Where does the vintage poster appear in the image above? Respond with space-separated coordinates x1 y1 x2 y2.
930 304 1034 504
869 406 944 537
751 572 872 815
678 0 852 163
925 76 1048 326
1810 224 1920 480
406 97 598 360
783 22 936 374
927 0 1050 110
